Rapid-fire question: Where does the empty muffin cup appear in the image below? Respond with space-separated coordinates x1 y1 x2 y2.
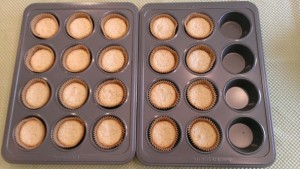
220 12 251 39
184 13 214 39
31 13 59 39
62 45 91 73
222 44 255 74
224 78 259 111
228 117 264 154
66 12 93 39
101 13 129 40
150 14 177 40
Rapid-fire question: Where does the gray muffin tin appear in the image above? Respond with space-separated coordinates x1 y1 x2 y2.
2 3 138 164
137 2 276 167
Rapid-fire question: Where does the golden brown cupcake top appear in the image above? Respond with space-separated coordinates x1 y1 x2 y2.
67 13 93 39
185 13 213 39
31 13 59 39
26 45 55 73
62 45 91 72
150 14 177 40
150 46 178 74
98 46 127 73
101 14 129 40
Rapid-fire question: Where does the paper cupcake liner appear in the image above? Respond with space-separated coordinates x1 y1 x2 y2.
62 44 91 73
98 45 128 73
52 116 85 149
150 13 177 40
148 80 180 110
149 46 179 74
93 115 125 150
186 45 216 74
66 12 93 39
30 13 59 39
21 78 50 110
187 117 221 152
184 13 214 39
148 116 179 152
100 13 129 40
186 79 217 111
58 78 89 110
14 117 46 150
94 79 127 108
25 45 55 73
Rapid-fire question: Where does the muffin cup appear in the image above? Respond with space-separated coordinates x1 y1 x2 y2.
149 46 179 74
62 44 91 73
148 116 179 152
30 13 59 39
21 78 50 109
52 116 85 149
25 45 55 73
184 13 214 39
14 117 46 150
66 12 93 39
94 79 127 108
58 78 88 110
150 14 177 40
186 79 217 111
100 13 129 40
186 45 216 74
187 117 221 152
93 115 125 150
148 80 180 110
98 45 128 73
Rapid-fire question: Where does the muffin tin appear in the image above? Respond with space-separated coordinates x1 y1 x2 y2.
137 2 275 167
2 3 138 164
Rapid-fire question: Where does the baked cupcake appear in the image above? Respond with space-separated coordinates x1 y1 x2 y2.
14 117 46 150
187 79 217 111
25 45 55 73
187 117 220 151
59 78 88 109
149 116 179 152
101 14 129 40
149 46 178 74
66 12 93 39
95 79 126 108
98 46 128 73
21 78 50 109
186 45 215 74
93 116 125 149
184 13 214 39
150 14 177 40
53 117 85 149
148 80 179 110
31 13 59 39
62 45 91 73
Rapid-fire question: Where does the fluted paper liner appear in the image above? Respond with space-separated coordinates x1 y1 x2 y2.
93 115 125 150
66 12 93 39
31 13 59 39
101 13 129 40
149 46 179 74
52 116 85 149
186 79 217 111
62 44 91 72
150 14 177 40
58 78 88 110
186 45 216 74
187 117 221 152
98 45 128 73
148 80 180 110
184 13 214 39
148 116 179 152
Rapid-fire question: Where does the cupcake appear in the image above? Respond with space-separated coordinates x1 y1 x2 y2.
25 45 55 73
21 78 50 109
184 13 214 39
187 79 217 111
98 46 128 73
148 80 179 110
149 116 179 152
93 116 125 149
149 46 178 74
101 14 129 40
14 117 46 150
59 78 88 109
31 13 59 39
66 12 93 39
95 79 126 108
186 45 215 74
150 14 177 40
62 45 91 73
53 117 85 148
188 117 220 151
